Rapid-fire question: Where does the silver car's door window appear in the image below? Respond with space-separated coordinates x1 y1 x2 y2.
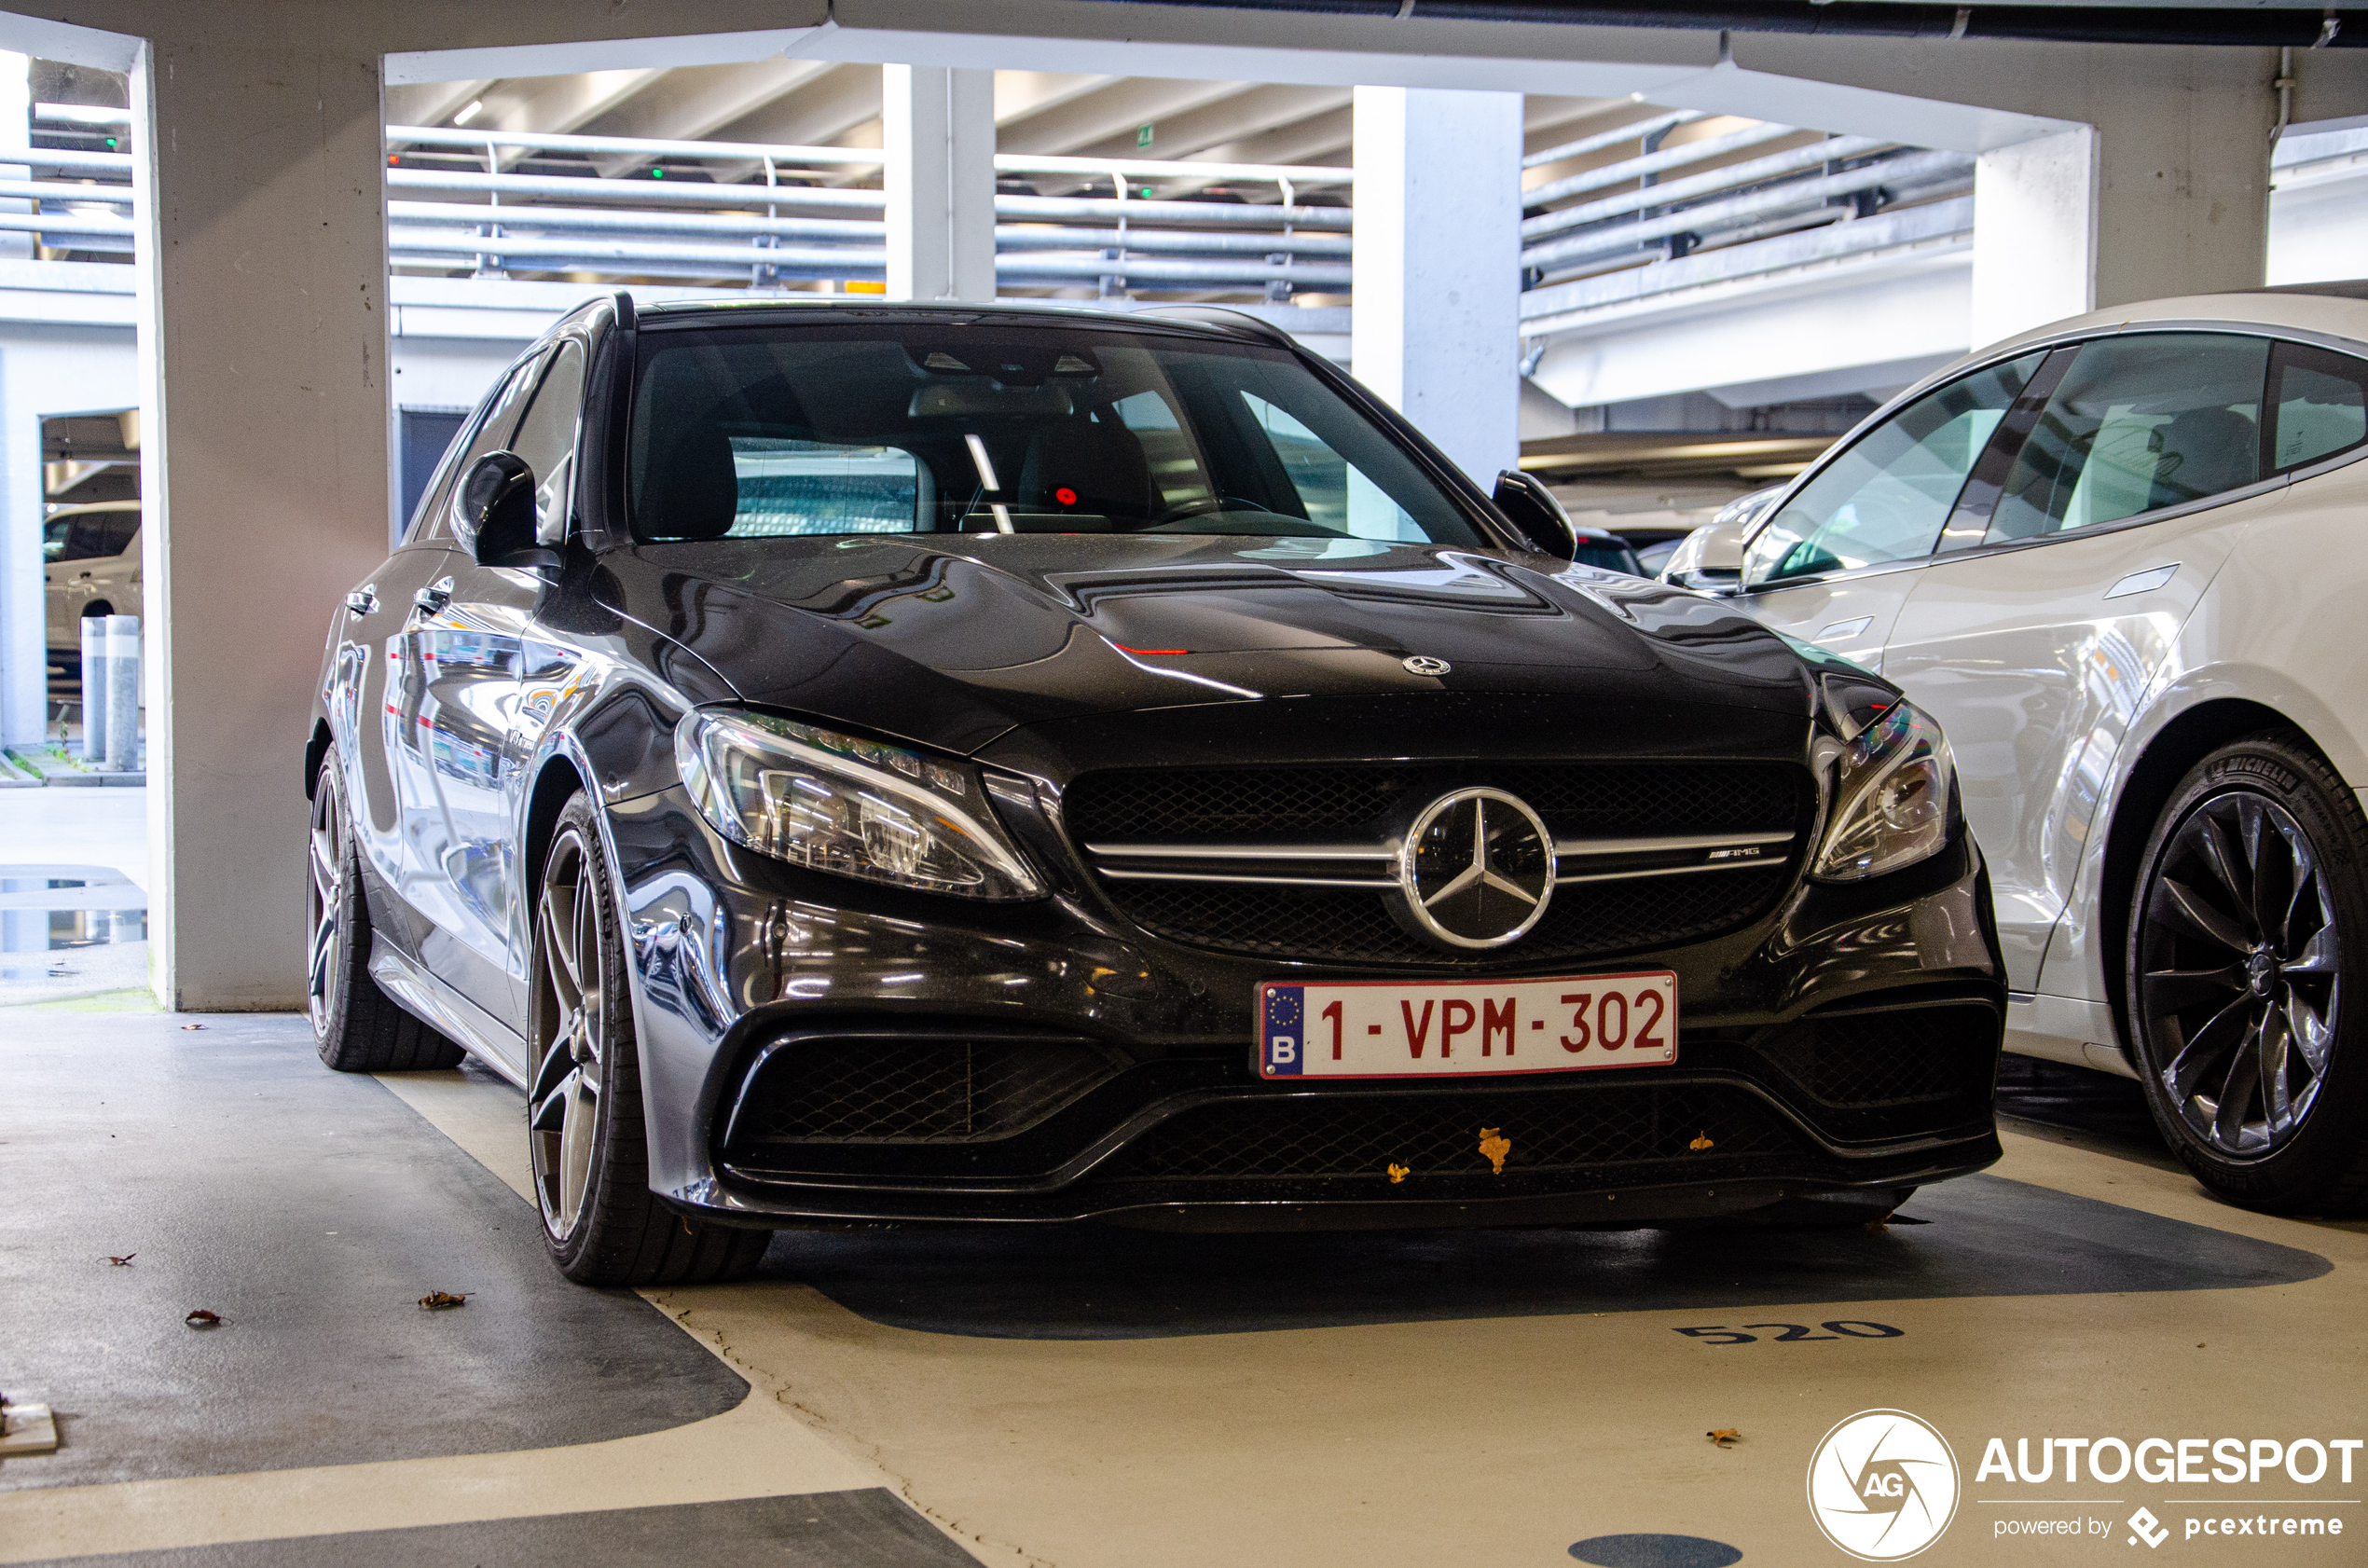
1981 333 2268 544
1742 352 2044 586
2266 339 2368 474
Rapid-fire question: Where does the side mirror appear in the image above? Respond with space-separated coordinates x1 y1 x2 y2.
1492 469 1578 560
455 451 558 570
1658 521 1747 594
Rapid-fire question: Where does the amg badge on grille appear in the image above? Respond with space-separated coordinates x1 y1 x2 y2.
1396 788 1554 949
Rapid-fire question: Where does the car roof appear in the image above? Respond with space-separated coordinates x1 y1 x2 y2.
630 296 1295 350
1981 289 2368 359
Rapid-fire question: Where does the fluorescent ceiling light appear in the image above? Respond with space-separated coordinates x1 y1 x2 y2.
452 100 483 127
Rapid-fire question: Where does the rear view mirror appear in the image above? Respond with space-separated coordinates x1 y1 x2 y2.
1492 469 1578 559
456 451 558 571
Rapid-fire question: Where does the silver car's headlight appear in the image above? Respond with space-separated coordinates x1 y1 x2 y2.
1810 701 1958 883
674 709 1044 901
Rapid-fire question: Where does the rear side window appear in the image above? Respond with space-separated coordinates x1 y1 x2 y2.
2267 340 2368 473
1985 333 2267 543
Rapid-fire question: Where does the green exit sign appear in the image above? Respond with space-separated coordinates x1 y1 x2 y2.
1136 123 1154 149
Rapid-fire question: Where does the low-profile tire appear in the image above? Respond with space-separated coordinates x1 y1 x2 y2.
2126 729 2368 1214
529 791 772 1286
308 749 463 1073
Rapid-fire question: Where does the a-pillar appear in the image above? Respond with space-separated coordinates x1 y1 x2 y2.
131 34 392 1007
1350 85 1521 487
1970 74 2272 348
881 64 995 303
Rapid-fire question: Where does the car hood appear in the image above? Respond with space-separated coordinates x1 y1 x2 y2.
597 534 1821 756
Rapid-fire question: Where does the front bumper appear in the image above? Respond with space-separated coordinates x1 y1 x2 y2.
612 779 2004 1230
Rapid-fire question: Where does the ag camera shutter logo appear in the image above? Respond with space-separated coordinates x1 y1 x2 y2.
1807 1409 1962 1560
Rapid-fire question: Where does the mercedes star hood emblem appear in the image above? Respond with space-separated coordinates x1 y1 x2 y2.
1397 788 1555 949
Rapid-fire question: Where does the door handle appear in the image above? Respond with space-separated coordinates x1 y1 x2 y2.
412 580 453 617
344 586 378 617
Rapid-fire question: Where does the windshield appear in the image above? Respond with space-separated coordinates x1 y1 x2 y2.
627 320 1484 547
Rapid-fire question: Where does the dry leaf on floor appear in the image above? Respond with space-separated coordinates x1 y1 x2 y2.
418 1291 470 1311
184 1309 220 1327
103 1254 134 1266
180 1024 204 1031
1707 1428 1742 1448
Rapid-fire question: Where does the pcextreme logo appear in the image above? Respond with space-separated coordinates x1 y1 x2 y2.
1808 1409 1963 1561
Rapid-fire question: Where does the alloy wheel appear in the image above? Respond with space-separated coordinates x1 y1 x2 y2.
530 826 607 1238
2136 790 2341 1159
305 773 346 1037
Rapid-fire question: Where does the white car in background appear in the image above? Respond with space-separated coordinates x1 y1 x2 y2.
1712 291 2368 1213
43 500 142 653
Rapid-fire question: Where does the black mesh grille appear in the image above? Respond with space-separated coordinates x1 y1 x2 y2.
1111 868 1792 968
1755 1007 1999 1114
1067 761 1806 966
731 1037 1122 1145
1115 1081 1799 1180
1067 762 1801 843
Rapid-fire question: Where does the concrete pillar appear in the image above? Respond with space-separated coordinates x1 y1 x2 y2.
1349 85 1521 486
131 36 392 1008
1971 77 2271 349
1971 128 2098 350
881 64 995 303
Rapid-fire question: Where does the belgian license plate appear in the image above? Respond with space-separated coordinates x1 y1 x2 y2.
1257 971 1678 1080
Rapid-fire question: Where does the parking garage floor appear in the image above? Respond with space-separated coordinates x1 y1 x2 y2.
2 1009 2362 1566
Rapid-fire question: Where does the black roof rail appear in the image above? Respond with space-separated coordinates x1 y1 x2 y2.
1136 304 1297 348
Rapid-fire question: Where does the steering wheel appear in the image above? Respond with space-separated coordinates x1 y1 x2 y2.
1152 494 1270 525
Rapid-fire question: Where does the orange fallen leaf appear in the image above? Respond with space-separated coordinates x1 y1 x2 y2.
1478 1127 1510 1175
418 1291 469 1311
103 1254 134 1266
1707 1428 1741 1447
1387 1163 1409 1184
1688 1131 1715 1151
180 1024 204 1031
185 1309 220 1327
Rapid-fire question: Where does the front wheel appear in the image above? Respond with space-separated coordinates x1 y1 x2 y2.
529 792 771 1285
2127 730 2368 1213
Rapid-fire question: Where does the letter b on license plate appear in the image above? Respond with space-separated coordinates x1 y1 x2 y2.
1259 972 1677 1080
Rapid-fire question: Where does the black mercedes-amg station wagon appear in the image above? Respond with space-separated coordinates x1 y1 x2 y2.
307 295 2004 1284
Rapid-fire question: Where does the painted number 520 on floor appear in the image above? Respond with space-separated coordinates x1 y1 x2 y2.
1258 971 1678 1080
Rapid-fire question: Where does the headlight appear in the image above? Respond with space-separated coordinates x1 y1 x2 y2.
1810 700 1958 883
674 709 1045 901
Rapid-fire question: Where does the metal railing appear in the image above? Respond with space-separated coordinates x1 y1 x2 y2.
378 123 1350 296
1519 116 1973 292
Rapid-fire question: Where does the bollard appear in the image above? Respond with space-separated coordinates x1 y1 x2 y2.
78 616 108 763
104 615 140 774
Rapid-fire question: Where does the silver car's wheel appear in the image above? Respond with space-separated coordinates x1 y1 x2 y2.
530 822 607 1240
2128 730 2368 1213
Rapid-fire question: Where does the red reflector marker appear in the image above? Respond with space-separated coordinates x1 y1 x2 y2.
1054 486 1078 506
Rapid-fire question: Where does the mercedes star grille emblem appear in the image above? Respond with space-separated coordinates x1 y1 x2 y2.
1397 788 1555 949
1402 655 1451 677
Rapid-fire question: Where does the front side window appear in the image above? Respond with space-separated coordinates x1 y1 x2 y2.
508 339 587 542
1743 353 2042 586
1984 333 2268 543
2267 339 2368 473
626 323 1483 547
